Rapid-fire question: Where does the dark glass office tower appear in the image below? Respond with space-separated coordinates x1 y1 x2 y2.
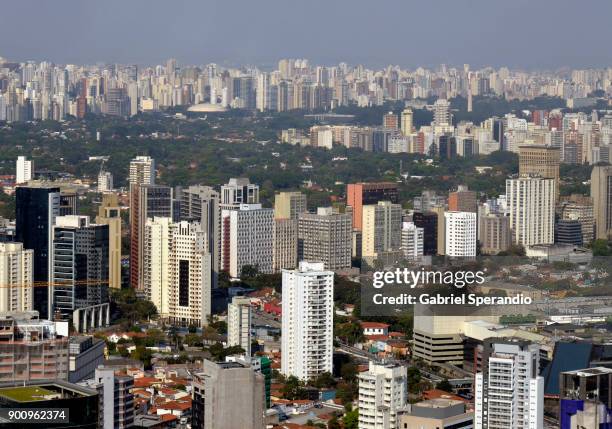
52 216 109 319
180 185 220 288
413 211 438 256
15 186 61 318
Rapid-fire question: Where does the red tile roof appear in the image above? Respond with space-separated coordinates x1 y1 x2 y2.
360 322 390 329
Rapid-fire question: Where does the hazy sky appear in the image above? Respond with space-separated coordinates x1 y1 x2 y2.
1 0 611 69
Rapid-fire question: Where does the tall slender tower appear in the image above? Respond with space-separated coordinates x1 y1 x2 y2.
15 186 60 318
281 262 334 381
591 165 612 240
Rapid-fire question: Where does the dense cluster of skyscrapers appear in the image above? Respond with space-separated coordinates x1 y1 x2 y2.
1 55 611 121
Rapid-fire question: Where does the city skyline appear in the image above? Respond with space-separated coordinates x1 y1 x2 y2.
1 0 612 69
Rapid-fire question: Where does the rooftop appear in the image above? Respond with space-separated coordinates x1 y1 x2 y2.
0 386 57 402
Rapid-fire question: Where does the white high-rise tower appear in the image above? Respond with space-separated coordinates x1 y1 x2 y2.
281 261 334 381
16 156 33 184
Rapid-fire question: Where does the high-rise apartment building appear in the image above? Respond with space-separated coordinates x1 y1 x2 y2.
448 185 478 213
358 361 408 429
128 156 156 289
130 184 172 290
16 155 33 184
273 218 298 272
144 217 172 320
93 367 135 429
97 171 113 192
95 194 122 290
445 211 477 257
191 360 265 429
281 262 334 381
479 213 511 255
433 98 451 127
475 338 543 429
221 204 274 277
518 145 561 196
361 201 402 258
180 185 220 288
346 182 399 230
400 222 424 260
310 125 333 149
383 111 399 129
298 208 352 271
400 108 413 136
591 164 612 240
15 186 60 318
144 218 211 327
51 216 109 320
168 221 211 327
0 243 33 312
103 87 130 117
272 192 304 273
432 206 447 256
506 176 555 247
274 191 307 220
227 296 252 357
129 156 155 187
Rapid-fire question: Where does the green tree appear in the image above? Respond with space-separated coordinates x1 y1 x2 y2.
592 239 611 256
312 372 336 389
207 344 245 361
335 319 365 345
407 367 421 394
281 375 308 400
340 362 358 383
131 346 153 369
343 405 359 429
184 333 202 347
